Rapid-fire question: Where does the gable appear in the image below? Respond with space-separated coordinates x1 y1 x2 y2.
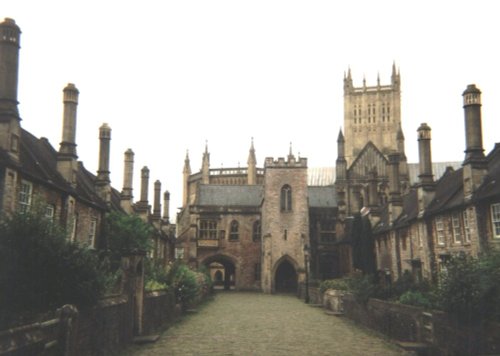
348 142 388 180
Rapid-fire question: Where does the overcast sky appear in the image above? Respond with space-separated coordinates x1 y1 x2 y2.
2 1 500 212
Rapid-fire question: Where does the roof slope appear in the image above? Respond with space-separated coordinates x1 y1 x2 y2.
197 185 263 207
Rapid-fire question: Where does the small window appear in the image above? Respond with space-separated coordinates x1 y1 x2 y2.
452 213 462 244
463 210 471 243
45 204 55 222
175 247 185 260
70 213 78 242
229 220 239 241
491 203 500 239
199 220 218 239
88 218 97 248
436 217 445 245
252 220 261 241
18 180 33 213
280 185 292 212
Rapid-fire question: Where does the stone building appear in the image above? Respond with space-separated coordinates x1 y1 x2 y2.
0 18 174 261
371 84 500 282
176 141 342 292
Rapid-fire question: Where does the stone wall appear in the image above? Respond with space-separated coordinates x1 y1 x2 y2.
340 293 500 355
0 290 179 356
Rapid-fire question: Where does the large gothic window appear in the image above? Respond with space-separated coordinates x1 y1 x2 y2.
280 184 292 212
229 220 239 241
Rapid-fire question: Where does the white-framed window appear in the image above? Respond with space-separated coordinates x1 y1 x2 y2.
199 219 217 240
88 218 97 248
452 213 462 244
18 180 33 213
45 204 55 222
436 216 445 246
463 209 472 243
491 203 500 239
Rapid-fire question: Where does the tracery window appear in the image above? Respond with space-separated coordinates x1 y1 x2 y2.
280 185 292 212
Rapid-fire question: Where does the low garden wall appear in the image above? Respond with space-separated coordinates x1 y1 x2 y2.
336 292 500 355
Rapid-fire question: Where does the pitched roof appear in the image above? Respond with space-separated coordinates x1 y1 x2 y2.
308 186 337 207
426 167 464 214
197 185 263 207
473 143 500 201
1 128 120 211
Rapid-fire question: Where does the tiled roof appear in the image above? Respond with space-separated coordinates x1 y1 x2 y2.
473 143 500 201
308 186 337 207
197 185 264 207
1 128 121 211
426 167 464 214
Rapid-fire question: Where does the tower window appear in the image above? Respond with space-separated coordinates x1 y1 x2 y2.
280 184 292 212
229 220 239 241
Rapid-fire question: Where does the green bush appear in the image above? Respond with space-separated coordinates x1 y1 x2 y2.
144 258 169 291
104 211 153 253
172 263 199 307
319 278 350 294
398 290 434 309
347 273 379 304
437 251 500 323
0 209 108 327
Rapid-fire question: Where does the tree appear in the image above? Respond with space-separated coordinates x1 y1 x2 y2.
104 211 153 253
351 213 377 275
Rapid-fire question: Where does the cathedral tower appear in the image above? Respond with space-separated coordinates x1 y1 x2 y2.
343 63 402 166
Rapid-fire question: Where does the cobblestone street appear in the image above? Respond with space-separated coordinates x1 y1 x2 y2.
126 292 409 356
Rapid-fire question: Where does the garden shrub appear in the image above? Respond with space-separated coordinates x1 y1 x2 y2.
398 290 434 309
437 251 500 323
319 278 350 294
104 211 153 253
0 209 108 327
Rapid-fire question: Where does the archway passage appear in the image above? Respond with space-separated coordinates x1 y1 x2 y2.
205 256 236 291
275 260 298 293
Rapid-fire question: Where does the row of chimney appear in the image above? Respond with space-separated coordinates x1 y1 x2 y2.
0 18 169 223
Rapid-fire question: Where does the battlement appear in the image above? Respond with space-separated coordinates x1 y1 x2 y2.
264 156 307 168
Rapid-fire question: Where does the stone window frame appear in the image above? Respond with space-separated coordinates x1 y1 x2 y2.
490 203 500 239
280 184 292 212
451 213 462 244
229 220 239 241
199 219 218 240
18 180 33 213
435 216 445 246
70 213 78 243
88 217 97 248
463 209 472 243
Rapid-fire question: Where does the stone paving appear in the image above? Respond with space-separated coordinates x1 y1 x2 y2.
126 292 410 356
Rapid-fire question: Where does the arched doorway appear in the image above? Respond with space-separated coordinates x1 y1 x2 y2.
275 259 298 293
204 255 236 291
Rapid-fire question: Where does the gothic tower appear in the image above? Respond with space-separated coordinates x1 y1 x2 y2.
343 63 402 166
261 149 309 293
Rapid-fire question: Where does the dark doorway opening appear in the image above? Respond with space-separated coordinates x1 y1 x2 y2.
275 260 297 293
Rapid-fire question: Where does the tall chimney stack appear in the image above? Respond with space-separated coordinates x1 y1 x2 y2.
152 180 161 222
462 84 487 199
96 123 111 204
0 18 22 162
388 151 403 222
135 166 151 221
417 123 435 216
57 83 80 186
120 149 134 213
163 190 170 222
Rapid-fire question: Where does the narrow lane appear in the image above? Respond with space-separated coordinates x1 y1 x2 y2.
127 292 408 356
